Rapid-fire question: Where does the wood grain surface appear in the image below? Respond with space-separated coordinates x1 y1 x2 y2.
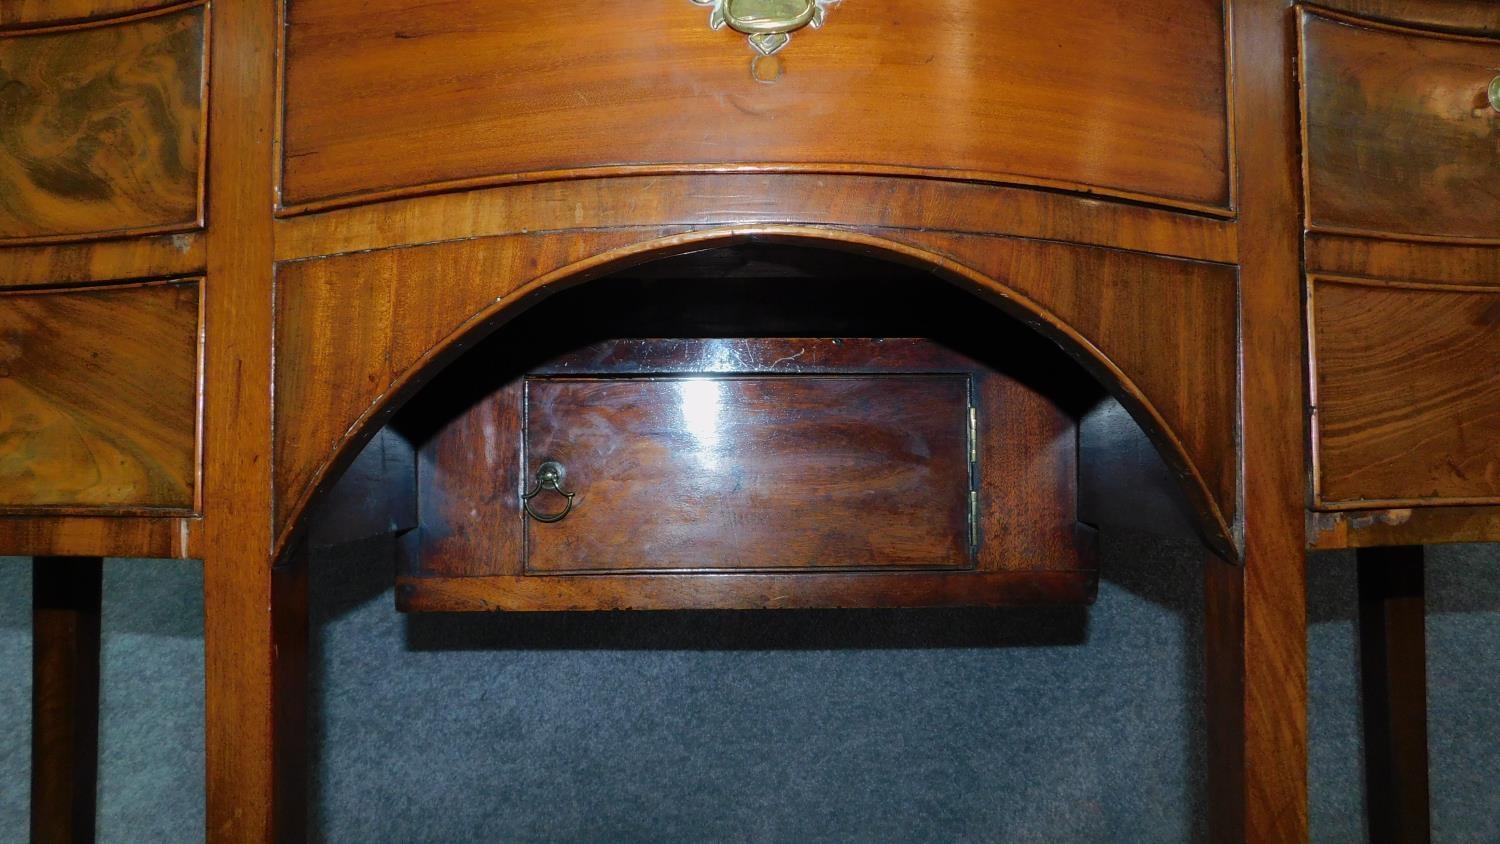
1300 9 1500 242
0 279 200 511
1312 276 1500 508
280 0 1230 213
0 3 206 243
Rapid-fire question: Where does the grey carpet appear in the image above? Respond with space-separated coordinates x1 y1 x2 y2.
1 535 1496 842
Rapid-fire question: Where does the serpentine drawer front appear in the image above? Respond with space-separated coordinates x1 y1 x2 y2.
0 2 207 245
1311 277 1500 509
1299 7 1500 242
0 279 201 511
279 0 1231 214
399 337 1097 612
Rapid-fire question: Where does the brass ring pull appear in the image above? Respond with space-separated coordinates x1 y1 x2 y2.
522 461 576 523
1490 77 1500 112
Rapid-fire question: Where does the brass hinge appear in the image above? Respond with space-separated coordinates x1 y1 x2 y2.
968 405 978 464
967 402 979 552
968 489 980 553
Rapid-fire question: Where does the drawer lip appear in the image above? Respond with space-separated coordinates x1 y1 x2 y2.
1307 271 1500 510
1297 5 1500 245
0 0 210 247
0 277 204 515
0 0 186 32
395 570 1100 612
272 162 1240 223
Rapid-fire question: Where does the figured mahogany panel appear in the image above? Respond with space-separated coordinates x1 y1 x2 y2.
280 0 1230 213
1299 9 1500 242
1312 276 1500 508
0 279 200 511
0 3 207 244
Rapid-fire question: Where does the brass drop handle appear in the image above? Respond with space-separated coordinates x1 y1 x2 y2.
522 461 576 523
1490 77 1500 112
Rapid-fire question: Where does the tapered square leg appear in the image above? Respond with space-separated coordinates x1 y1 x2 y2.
204 544 309 842
1205 546 1308 843
31 556 103 844
1357 546 1429 844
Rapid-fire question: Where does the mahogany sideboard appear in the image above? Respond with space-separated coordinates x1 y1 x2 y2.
2 0 1497 841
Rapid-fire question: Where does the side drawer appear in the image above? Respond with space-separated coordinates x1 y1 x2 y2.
1311 275 1500 508
0 2 207 244
1299 8 1500 242
404 337 1096 610
0 279 201 511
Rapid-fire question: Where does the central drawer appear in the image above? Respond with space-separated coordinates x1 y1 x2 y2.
280 0 1230 213
523 373 973 574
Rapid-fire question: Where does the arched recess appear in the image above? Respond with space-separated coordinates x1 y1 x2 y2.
272 225 1239 561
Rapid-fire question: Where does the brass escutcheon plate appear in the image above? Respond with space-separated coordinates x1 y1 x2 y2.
691 0 836 57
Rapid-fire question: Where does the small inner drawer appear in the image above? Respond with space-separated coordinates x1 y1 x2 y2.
523 372 974 574
402 335 1097 611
